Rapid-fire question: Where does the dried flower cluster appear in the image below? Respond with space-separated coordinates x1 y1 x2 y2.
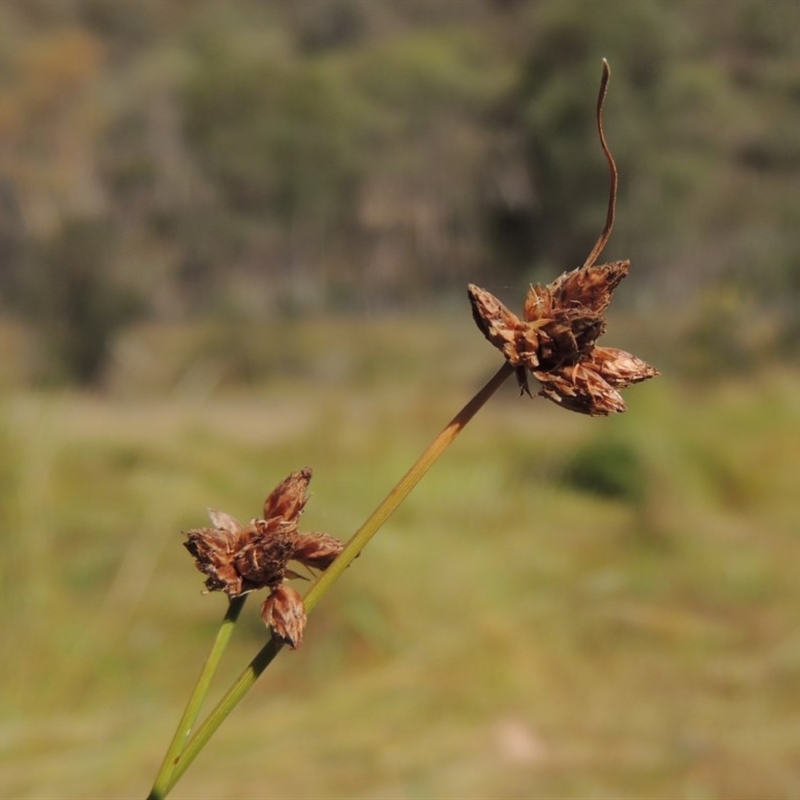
468 61 657 416
467 264 657 415
184 468 343 648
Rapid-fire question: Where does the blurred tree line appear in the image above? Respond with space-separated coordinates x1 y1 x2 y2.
0 0 799 384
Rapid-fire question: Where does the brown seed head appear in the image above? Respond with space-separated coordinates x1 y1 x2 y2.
261 585 307 649
466 62 658 414
183 467 344 646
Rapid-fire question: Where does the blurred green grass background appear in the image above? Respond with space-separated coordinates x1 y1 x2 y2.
2 315 800 799
2 1 800 797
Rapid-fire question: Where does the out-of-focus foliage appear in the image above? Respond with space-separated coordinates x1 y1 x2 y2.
561 434 647 504
0 0 799 383
2 330 800 797
20 217 142 384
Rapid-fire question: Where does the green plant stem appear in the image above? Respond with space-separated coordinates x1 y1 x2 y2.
158 638 284 796
147 594 247 800
304 361 514 614
155 361 513 797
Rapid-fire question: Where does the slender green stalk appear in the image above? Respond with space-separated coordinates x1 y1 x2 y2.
304 361 514 614
155 362 513 797
147 594 247 800
158 638 284 795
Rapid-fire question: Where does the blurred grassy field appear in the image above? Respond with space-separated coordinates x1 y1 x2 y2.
2 314 800 799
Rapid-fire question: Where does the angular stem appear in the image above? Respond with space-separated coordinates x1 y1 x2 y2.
147 594 247 800
156 361 513 797
305 361 514 613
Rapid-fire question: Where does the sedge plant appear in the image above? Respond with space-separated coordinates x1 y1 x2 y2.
147 59 657 799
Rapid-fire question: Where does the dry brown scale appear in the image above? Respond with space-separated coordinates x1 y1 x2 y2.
184 468 344 649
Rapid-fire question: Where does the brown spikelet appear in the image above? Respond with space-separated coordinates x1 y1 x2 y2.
546 261 630 315
261 585 307 649
184 523 244 596
467 284 530 368
533 346 659 416
292 532 345 571
590 346 660 388
263 468 312 521
535 363 627 416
